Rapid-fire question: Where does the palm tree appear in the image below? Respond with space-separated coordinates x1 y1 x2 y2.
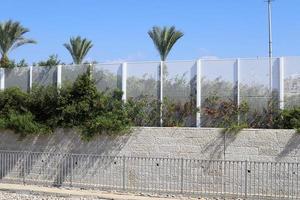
148 26 183 126
148 26 184 61
0 20 36 67
63 36 93 64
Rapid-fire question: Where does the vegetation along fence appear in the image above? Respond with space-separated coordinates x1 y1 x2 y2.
0 56 299 127
0 151 299 199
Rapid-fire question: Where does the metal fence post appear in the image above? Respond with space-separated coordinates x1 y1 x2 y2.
196 59 202 127
28 66 33 92
70 155 73 187
279 57 285 109
180 158 184 194
159 61 164 127
234 59 240 124
23 152 26 185
122 155 126 190
0 68 5 90
244 160 248 199
122 62 127 102
57 65 62 89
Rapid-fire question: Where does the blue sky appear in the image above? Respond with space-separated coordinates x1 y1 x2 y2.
1 0 300 64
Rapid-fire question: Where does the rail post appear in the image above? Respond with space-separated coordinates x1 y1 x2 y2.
23 152 26 185
70 155 73 187
244 160 248 199
122 155 126 190
180 158 184 194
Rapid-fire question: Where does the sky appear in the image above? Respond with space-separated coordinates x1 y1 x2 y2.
1 0 300 64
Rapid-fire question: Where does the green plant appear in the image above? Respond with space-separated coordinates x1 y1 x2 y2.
126 96 160 126
275 107 300 131
36 54 62 67
245 98 279 129
2 59 28 68
0 71 132 139
162 97 198 127
0 20 36 68
5 111 50 136
223 123 248 135
64 36 93 64
202 96 249 128
148 26 183 61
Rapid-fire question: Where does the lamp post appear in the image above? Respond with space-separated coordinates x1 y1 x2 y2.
267 0 274 92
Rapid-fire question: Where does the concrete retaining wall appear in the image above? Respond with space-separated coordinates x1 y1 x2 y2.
0 127 299 162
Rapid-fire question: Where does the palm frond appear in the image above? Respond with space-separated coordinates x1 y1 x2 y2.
0 20 36 59
148 26 183 61
64 36 93 64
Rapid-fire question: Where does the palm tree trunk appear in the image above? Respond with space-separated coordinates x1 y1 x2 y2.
0 54 10 68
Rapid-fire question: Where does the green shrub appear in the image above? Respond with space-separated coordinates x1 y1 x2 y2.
125 96 160 126
0 87 30 115
275 107 300 131
0 70 132 138
4 111 50 136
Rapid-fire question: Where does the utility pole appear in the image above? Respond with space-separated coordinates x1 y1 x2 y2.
267 0 274 92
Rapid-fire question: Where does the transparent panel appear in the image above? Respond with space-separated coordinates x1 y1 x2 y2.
239 58 273 111
93 63 121 92
127 62 159 98
5 67 29 91
163 61 197 127
32 66 57 87
61 65 89 86
201 59 236 127
127 62 159 127
284 57 300 108
201 59 235 99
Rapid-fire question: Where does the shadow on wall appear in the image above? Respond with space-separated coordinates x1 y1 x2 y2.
201 131 238 160
276 132 300 162
0 128 131 185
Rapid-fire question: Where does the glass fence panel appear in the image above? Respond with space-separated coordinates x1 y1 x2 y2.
93 63 121 92
32 66 57 87
61 65 89 86
239 58 273 112
127 62 159 126
163 61 197 127
201 59 236 127
127 62 159 98
284 57 300 108
5 67 29 91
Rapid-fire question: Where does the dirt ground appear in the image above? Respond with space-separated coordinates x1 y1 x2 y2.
0 183 240 200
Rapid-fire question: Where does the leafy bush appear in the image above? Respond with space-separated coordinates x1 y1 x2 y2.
0 70 132 139
5 111 50 136
126 96 160 126
162 97 198 127
275 107 300 131
0 59 28 68
202 96 249 128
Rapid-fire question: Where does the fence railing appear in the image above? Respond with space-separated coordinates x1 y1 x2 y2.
0 151 299 199
0 57 300 127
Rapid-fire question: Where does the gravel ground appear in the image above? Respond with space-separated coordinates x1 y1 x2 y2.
0 183 243 200
0 191 106 200
0 190 242 200
0 191 236 200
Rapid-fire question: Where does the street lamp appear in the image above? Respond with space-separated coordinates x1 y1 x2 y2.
267 0 274 92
